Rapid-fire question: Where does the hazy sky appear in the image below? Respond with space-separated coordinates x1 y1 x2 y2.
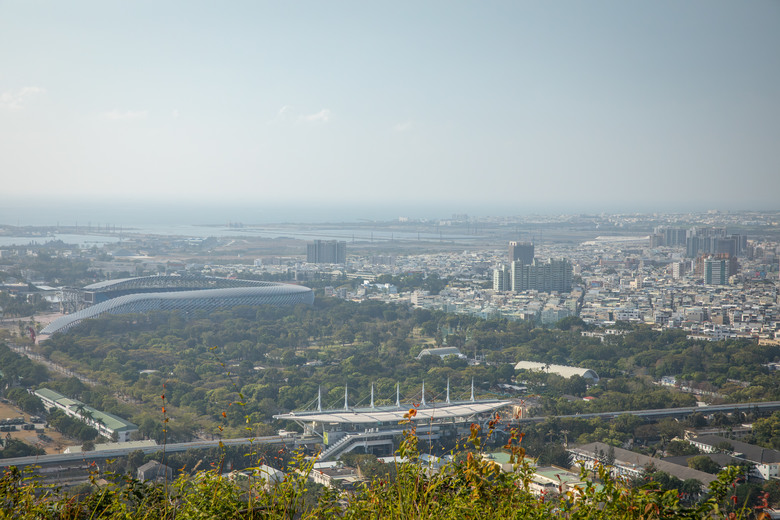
2 1 778 221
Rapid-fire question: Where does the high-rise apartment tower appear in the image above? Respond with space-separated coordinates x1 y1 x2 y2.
509 241 534 265
306 240 347 264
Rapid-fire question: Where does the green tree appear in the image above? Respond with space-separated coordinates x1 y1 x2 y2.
687 455 721 474
667 440 699 457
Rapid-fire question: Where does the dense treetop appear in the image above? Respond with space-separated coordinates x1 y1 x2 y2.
28 298 779 443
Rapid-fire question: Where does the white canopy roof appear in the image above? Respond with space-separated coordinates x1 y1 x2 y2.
274 400 513 425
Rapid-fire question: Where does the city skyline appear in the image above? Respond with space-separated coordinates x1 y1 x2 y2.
2 1 779 218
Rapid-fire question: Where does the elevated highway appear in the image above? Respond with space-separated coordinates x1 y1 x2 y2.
0 435 319 470
3 400 779 473
516 400 780 424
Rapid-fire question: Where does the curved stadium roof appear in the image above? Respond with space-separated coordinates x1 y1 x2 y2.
41 275 314 335
82 275 283 303
83 275 282 292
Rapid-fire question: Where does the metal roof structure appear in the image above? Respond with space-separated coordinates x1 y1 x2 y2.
40 276 314 335
274 400 514 426
33 388 138 440
83 275 279 292
416 347 463 360
570 442 718 486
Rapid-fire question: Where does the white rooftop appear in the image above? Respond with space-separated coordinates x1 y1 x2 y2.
274 400 513 425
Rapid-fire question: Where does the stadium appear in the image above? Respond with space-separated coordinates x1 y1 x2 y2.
40 275 314 335
274 381 515 461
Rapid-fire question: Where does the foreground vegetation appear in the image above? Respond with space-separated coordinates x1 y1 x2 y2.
0 424 772 520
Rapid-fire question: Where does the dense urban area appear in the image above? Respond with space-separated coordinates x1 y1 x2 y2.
1 210 779 518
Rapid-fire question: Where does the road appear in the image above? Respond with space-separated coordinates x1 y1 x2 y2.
6 342 99 387
0 435 319 469
515 400 780 423
6 341 141 405
3 399 780 470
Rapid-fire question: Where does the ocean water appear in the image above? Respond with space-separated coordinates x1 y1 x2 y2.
0 199 484 245
0 233 121 248
0 199 483 228
0 226 478 247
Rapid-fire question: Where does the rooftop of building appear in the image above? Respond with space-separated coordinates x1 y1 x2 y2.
570 442 718 485
274 399 513 425
692 435 780 464
34 388 137 432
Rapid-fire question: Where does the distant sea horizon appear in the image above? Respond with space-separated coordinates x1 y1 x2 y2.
0 197 768 229
0 199 488 247
0 199 489 246
2 199 492 228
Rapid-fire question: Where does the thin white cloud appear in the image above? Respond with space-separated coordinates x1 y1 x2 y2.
269 105 294 124
300 108 331 123
0 86 45 110
102 109 149 120
271 106 331 124
393 120 413 132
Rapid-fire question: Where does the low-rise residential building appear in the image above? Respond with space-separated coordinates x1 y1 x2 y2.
309 462 362 489
137 460 173 482
688 435 780 481
33 388 138 442
568 442 717 489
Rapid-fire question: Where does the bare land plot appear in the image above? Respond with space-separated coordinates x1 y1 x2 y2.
0 400 73 454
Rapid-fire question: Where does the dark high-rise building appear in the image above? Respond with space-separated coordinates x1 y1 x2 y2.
729 234 748 256
685 236 701 258
685 227 747 259
715 237 738 258
306 240 347 264
509 241 534 265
